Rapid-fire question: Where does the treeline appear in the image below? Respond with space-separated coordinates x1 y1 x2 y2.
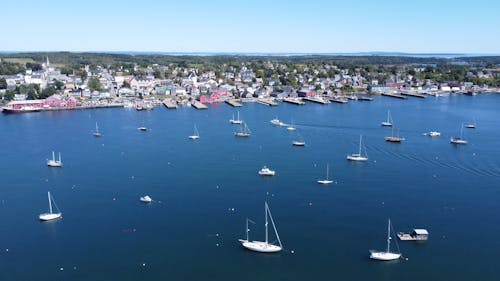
0 61 25 75
2 52 499 69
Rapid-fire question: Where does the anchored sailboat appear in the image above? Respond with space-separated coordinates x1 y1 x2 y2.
47 151 63 167
93 122 102 137
235 123 251 137
450 123 467 144
230 111 243 124
238 202 283 253
39 191 62 221
369 219 401 261
317 163 334 184
188 124 200 140
381 110 393 127
347 135 368 161
385 127 405 143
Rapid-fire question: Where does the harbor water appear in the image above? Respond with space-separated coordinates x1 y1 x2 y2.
0 94 499 280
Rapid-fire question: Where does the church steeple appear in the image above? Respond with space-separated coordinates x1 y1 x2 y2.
46 56 50 67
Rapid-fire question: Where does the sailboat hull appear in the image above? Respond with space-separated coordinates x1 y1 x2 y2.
239 240 282 253
381 122 393 127
47 160 62 167
369 251 401 261
347 154 368 161
39 212 62 221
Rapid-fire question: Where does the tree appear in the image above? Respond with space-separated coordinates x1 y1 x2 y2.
88 77 101 92
25 62 42 71
0 78 6 89
53 79 65 90
123 81 131 88
39 87 56 99
60 67 73 75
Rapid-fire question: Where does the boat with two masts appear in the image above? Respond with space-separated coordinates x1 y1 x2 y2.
47 151 63 167
235 123 251 137
381 110 393 127
230 111 243 124
238 202 283 253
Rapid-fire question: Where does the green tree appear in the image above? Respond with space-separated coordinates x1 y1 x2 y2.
60 67 73 75
88 77 101 92
0 78 6 89
25 62 42 71
53 79 65 90
40 87 56 99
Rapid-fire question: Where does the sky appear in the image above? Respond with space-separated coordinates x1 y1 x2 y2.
1 0 499 54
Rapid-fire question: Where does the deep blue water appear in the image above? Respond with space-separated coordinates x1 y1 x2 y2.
0 94 499 281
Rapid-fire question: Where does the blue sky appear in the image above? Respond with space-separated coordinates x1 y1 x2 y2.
2 0 499 53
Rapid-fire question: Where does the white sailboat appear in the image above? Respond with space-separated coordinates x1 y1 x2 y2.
93 122 102 137
317 163 334 184
47 151 63 167
230 111 243 124
450 123 467 144
369 219 401 261
39 191 62 221
292 130 306 146
381 110 393 127
188 124 200 140
238 202 283 253
347 135 368 161
235 123 251 137
286 120 296 131
465 118 476 129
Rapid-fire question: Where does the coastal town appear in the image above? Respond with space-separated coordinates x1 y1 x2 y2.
0 54 499 112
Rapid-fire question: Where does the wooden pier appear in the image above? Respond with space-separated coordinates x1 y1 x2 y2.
225 99 243 107
257 98 278 106
163 99 178 109
283 98 306 105
329 97 348 104
191 101 208 109
303 97 329 104
381 93 407 99
400 92 426 98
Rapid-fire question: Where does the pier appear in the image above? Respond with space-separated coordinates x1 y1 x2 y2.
257 98 278 106
191 101 208 109
401 92 426 98
283 98 306 105
225 99 243 107
381 93 407 99
303 97 329 104
163 99 178 109
330 97 348 104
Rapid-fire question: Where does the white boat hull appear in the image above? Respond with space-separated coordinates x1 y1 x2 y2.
450 138 467 144
39 212 62 221
381 122 392 127
47 160 62 167
230 120 243 124
188 135 200 140
140 196 152 203
238 239 282 253
369 251 401 261
317 180 333 184
235 133 250 137
292 141 305 146
347 154 368 161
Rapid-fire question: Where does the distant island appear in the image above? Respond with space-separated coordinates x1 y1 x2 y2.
0 52 499 112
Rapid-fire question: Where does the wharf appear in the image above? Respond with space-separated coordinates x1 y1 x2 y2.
329 97 348 104
257 98 278 106
401 92 426 98
382 93 407 99
191 101 208 109
225 99 243 107
303 96 329 104
283 98 306 105
42 104 124 111
357 95 374 101
163 99 178 109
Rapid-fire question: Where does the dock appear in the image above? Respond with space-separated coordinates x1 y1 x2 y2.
303 97 329 104
163 99 178 109
357 95 374 101
381 93 407 99
329 97 348 104
283 98 306 105
257 98 278 106
400 92 426 98
191 101 208 109
225 99 243 107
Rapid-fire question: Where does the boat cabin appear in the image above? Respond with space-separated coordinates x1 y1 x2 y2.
397 228 429 241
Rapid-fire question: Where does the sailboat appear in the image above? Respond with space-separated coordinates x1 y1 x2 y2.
450 123 467 144
347 135 368 161
230 111 243 124
39 191 62 221
47 151 63 167
465 118 476 129
188 124 200 140
286 120 296 131
234 123 251 137
238 202 283 253
292 130 306 146
93 122 102 137
317 163 334 184
369 219 402 261
381 110 393 127
385 127 405 143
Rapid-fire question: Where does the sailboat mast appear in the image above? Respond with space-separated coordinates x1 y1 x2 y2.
265 202 269 244
52 151 55 161
358 135 362 155
246 219 249 241
59 152 61 162
266 203 283 248
326 164 329 180
386 219 391 253
48 191 53 214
